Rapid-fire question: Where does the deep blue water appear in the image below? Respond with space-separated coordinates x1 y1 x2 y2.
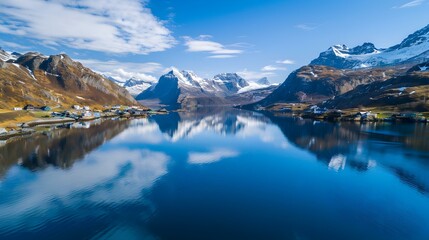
0 109 429 240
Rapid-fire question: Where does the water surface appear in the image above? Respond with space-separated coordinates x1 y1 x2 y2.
0 109 429 240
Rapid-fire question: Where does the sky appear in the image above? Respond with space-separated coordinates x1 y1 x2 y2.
0 0 429 83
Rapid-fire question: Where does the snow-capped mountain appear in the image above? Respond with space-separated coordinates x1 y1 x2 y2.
123 78 153 97
106 75 155 97
311 24 429 69
257 77 270 85
210 73 249 94
247 23 429 110
136 69 276 109
0 48 21 62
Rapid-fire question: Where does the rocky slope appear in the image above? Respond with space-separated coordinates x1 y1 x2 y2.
247 65 405 107
0 51 138 109
320 62 429 111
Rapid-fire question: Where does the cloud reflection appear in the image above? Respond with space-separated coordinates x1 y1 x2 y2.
0 148 169 230
188 149 239 164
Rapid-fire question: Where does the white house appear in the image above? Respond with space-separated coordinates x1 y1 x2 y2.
83 106 91 110
13 107 23 111
72 105 81 110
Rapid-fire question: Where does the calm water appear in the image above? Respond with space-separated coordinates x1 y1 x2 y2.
0 109 429 240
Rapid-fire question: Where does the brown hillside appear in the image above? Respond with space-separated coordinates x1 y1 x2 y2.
0 53 138 110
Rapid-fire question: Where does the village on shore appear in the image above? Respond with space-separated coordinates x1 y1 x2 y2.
0 104 168 141
258 103 429 123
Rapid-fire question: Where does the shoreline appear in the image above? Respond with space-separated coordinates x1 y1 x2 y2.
0 111 155 142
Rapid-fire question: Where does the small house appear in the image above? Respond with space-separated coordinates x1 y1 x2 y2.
82 111 93 117
358 111 378 121
83 106 91 111
13 107 22 111
72 105 81 110
41 106 51 111
24 105 35 110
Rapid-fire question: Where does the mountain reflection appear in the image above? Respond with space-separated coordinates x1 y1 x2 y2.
151 108 269 141
150 109 429 195
265 113 429 195
1 109 428 196
0 109 429 240
0 119 131 177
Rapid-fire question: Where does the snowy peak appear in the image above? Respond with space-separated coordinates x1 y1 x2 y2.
123 78 149 88
349 43 379 55
320 43 380 59
122 77 153 97
164 69 204 88
0 48 21 61
256 77 270 85
311 24 429 69
389 24 429 51
213 73 249 88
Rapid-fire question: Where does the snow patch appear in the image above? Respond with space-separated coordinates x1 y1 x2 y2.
419 65 428 71
24 67 37 81
237 82 271 94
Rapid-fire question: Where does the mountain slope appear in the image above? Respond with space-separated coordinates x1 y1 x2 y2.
320 62 429 111
247 65 405 107
0 52 138 109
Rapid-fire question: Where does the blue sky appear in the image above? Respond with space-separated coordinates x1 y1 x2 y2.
0 0 429 83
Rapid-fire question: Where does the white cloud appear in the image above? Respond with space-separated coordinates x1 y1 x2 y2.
208 55 236 59
188 149 239 164
184 35 243 58
0 0 176 54
78 59 162 82
395 0 425 8
276 59 295 65
0 40 29 50
295 24 316 31
261 65 286 72
237 69 277 82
